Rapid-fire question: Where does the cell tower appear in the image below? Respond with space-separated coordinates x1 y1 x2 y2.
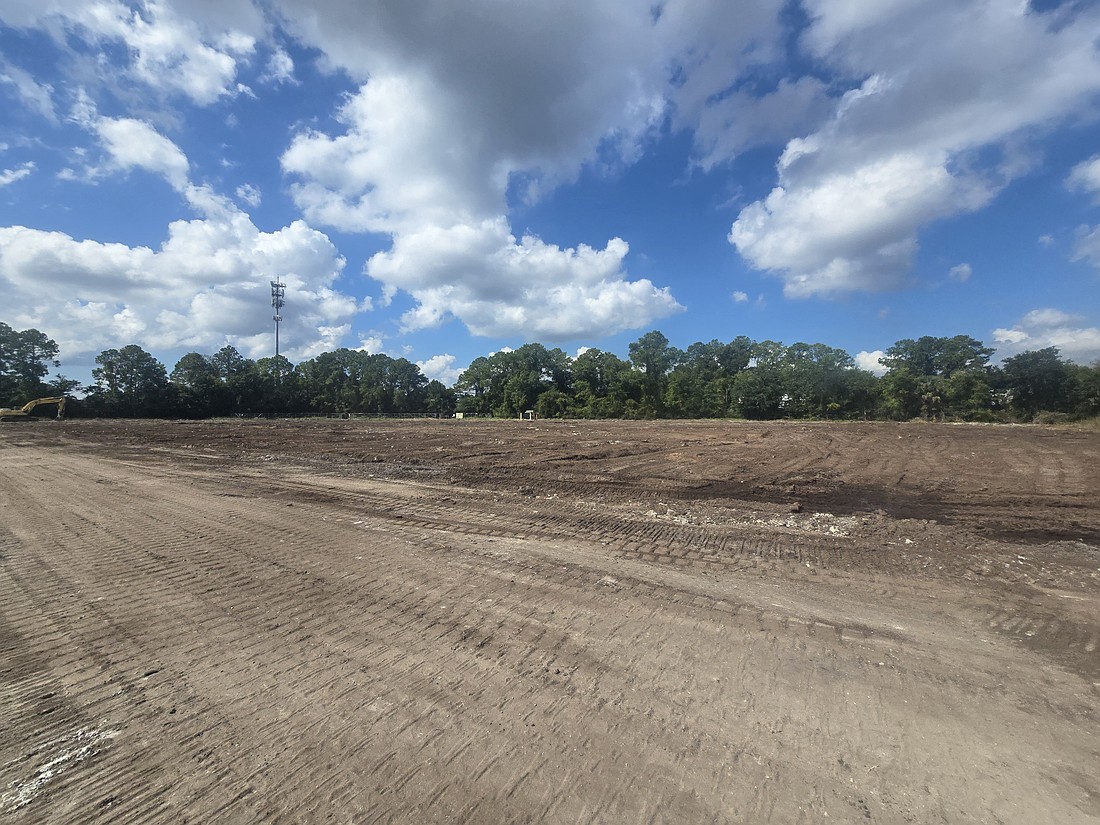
270 280 286 360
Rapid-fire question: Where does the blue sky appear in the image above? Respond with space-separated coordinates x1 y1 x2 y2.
2 0 1099 388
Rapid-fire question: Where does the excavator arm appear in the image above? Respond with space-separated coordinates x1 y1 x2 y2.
0 396 67 420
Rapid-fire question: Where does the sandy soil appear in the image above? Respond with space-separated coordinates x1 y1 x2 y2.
1 418 1098 823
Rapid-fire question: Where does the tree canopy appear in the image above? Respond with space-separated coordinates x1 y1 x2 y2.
1 321 1095 422
0 322 62 404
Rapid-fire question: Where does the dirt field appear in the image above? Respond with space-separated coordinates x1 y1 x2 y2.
2 418 1098 824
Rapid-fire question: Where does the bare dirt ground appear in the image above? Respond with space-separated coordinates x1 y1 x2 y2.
1 418 1098 824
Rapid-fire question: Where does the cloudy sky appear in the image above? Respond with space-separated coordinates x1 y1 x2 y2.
2 0 1099 386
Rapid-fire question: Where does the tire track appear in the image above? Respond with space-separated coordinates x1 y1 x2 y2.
3 437 1099 824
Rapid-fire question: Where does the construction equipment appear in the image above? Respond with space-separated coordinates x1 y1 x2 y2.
0 396 67 421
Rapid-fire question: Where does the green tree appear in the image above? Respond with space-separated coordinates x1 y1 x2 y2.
454 356 497 416
844 369 881 420
943 369 995 420
211 345 261 414
1065 362 1100 419
882 335 992 377
571 348 638 418
211 345 252 383
781 342 855 418
0 322 61 403
535 387 574 418
294 350 431 415
454 344 571 418
500 343 572 417
725 340 788 419
368 355 428 414
730 367 784 419
878 367 922 420
88 345 170 417
424 380 457 417
628 330 681 416
255 355 300 414
1001 347 1069 418
296 349 361 413
664 338 752 418
171 352 230 418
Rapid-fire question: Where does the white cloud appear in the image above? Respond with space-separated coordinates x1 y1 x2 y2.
65 94 191 191
235 183 261 207
356 334 385 355
659 0 798 164
854 350 887 375
261 47 297 85
993 308 1100 364
689 77 832 170
948 263 972 282
732 151 987 296
0 162 35 187
123 6 253 104
276 1 687 340
0 208 355 363
731 290 749 303
94 115 191 190
730 1 1100 296
1067 155 1100 200
367 219 682 340
2 0 258 107
416 353 460 386
1072 225 1100 269
0 60 57 122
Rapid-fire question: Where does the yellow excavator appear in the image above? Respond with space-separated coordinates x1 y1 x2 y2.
0 396 67 421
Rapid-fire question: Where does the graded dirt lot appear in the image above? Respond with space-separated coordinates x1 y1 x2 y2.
2 418 1098 824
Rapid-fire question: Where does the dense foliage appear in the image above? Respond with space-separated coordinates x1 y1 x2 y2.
0 322 68 401
1 323 1097 422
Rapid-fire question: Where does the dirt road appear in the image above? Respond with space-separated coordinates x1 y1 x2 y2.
2 419 1098 823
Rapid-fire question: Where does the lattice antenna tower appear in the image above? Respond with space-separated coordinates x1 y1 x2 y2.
270 280 286 361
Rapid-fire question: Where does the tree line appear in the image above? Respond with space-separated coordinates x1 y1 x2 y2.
2 321 1098 422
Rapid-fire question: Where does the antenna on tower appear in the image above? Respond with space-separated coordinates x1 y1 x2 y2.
270 279 286 360
270 279 286 387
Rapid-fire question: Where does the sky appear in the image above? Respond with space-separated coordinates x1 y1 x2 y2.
1 0 1100 389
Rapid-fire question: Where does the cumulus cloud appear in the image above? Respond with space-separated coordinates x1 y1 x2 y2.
993 308 1100 364
416 353 461 386
730 1 1100 296
731 290 749 303
1 0 259 106
276 1 687 340
1067 155 1100 200
0 202 355 362
355 334 385 355
96 116 191 189
0 51 360 368
367 219 682 340
854 350 887 375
